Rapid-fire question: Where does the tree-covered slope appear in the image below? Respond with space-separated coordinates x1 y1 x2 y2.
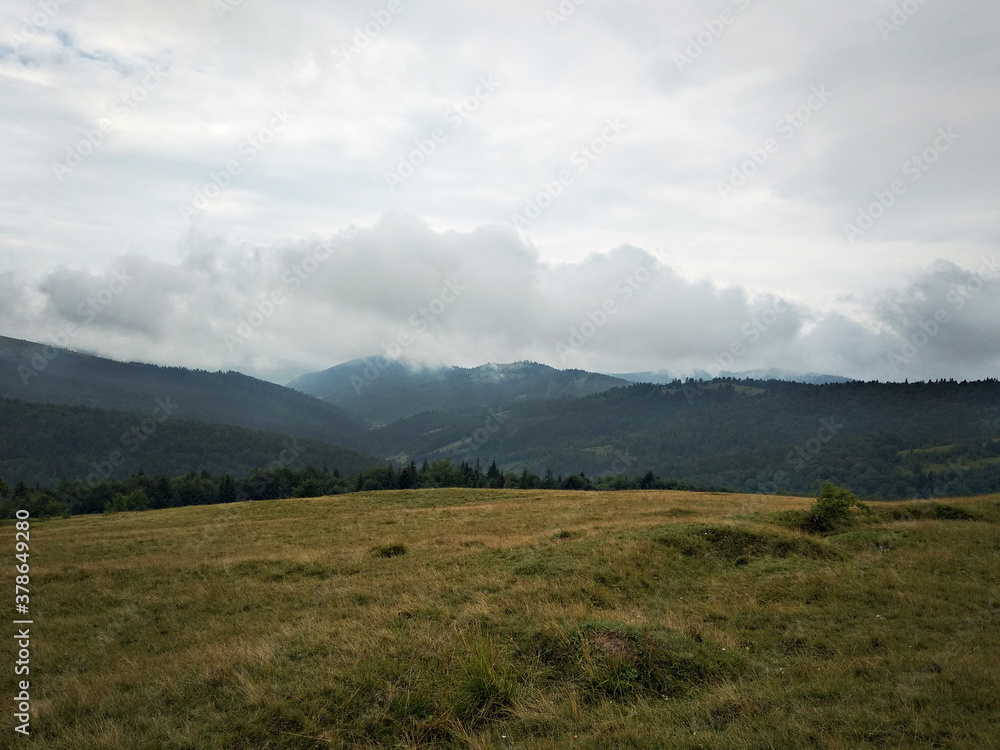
288 356 629 424
367 379 1000 499
0 335 366 449
0 397 380 487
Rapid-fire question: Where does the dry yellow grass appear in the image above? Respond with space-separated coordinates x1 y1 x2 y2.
3 489 999 748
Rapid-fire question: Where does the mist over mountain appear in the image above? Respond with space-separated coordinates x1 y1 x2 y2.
287 356 629 424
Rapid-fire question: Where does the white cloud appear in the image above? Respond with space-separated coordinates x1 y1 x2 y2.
0 0 997 382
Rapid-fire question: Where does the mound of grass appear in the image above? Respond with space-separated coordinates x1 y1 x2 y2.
872 502 978 523
657 524 837 563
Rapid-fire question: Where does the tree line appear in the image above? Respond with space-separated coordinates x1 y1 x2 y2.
0 459 725 520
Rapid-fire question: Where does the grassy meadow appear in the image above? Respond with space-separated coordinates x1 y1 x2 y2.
4 488 1000 749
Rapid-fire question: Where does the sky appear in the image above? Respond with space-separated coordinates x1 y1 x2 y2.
1 0 998 384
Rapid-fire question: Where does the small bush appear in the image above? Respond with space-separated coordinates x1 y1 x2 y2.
374 544 407 558
804 482 868 533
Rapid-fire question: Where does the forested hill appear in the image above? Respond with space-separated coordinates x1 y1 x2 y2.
367 378 1000 499
0 397 379 488
287 356 630 424
0 335 366 449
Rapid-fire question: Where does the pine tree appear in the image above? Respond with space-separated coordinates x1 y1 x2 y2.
543 469 555 489
218 474 237 504
486 460 501 488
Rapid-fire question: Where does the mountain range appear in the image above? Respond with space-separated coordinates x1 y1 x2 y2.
286 356 630 425
1 334 999 500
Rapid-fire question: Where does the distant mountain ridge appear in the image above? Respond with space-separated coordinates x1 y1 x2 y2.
287 356 631 424
610 368 853 385
4 336 997 501
0 335 366 449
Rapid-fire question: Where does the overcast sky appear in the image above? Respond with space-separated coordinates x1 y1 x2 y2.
1 0 998 383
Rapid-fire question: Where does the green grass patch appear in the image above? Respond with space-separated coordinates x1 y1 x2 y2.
5 488 1000 748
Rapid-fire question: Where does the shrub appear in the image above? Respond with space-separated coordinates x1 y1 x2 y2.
804 482 868 533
